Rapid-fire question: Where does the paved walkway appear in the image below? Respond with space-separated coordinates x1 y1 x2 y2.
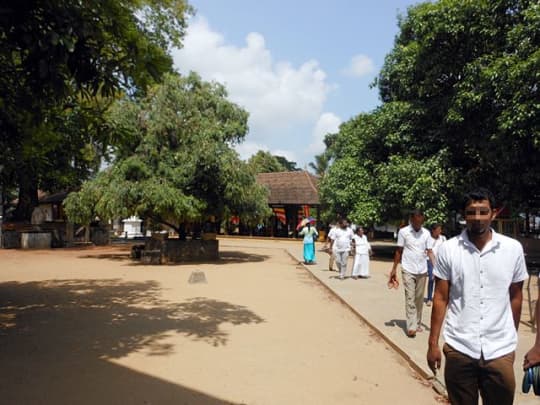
281 239 539 404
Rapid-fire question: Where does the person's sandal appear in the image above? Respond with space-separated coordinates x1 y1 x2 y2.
407 330 416 338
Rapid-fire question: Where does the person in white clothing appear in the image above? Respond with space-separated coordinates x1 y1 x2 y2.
351 226 372 279
425 223 446 306
389 209 434 338
427 188 528 405
330 219 354 280
326 222 337 271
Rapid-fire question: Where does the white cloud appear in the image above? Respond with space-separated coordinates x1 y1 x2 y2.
307 112 342 155
172 17 332 147
342 54 376 78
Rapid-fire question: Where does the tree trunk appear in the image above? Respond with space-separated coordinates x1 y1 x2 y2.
13 170 38 222
178 222 187 240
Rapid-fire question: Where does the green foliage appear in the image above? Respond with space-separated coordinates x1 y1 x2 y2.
375 153 455 224
247 150 299 174
247 151 287 174
0 0 191 102
319 156 381 224
377 0 540 209
322 0 540 226
0 0 192 220
308 152 331 177
64 73 271 230
274 155 299 171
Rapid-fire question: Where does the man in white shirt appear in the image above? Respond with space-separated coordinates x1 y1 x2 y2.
326 222 337 271
390 209 434 337
427 188 528 405
330 219 354 280
425 223 447 306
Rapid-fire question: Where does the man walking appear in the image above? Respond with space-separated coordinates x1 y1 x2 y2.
326 221 337 271
330 219 353 280
427 188 528 405
389 209 433 337
425 223 446 306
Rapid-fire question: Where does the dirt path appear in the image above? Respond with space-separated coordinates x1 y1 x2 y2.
0 242 441 404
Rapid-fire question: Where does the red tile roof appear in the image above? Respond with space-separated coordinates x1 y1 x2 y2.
256 171 319 205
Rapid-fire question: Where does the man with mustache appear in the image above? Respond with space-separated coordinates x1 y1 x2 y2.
427 188 528 405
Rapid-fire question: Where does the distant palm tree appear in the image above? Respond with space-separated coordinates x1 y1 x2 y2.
309 153 330 177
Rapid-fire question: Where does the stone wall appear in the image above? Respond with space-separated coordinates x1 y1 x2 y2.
145 238 219 263
90 226 110 246
21 232 52 249
2 230 21 249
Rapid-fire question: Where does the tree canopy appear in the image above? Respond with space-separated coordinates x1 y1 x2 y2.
274 155 300 172
247 150 300 174
308 152 331 177
247 151 288 174
321 0 539 226
64 73 271 232
0 0 192 220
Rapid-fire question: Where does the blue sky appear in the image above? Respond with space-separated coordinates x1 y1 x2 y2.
172 0 422 168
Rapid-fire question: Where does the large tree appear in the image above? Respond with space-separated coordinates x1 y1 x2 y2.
321 0 539 225
64 73 271 233
247 151 287 174
376 0 540 211
247 150 300 174
0 0 191 221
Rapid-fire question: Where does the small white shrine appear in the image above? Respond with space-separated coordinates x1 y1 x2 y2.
122 216 143 238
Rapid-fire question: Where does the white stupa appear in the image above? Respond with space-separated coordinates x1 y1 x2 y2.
122 216 143 238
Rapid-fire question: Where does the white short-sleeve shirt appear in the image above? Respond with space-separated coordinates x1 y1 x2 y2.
397 225 430 274
428 235 447 256
332 227 354 253
434 229 528 360
327 226 336 241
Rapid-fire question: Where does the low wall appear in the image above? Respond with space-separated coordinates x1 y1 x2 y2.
20 231 52 249
145 238 219 263
90 226 110 246
2 230 21 249
519 237 540 255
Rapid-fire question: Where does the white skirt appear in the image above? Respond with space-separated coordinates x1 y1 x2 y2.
352 254 370 277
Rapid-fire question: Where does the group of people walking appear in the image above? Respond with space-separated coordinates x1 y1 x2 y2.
327 219 373 280
299 218 373 280
298 187 540 404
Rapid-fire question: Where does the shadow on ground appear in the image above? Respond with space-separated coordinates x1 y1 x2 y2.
0 279 263 404
384 318 431 336
371 244 396 263
384 318 408 334
78 249 270 266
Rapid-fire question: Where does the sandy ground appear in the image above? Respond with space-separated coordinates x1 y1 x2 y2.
0 240 443 405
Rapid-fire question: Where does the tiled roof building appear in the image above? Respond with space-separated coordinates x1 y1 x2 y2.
252 171 320 238
256 171 319 205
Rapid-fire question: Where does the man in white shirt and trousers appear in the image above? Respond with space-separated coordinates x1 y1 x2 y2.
427 188 528 405
390 208 434 338
330 219 354 280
